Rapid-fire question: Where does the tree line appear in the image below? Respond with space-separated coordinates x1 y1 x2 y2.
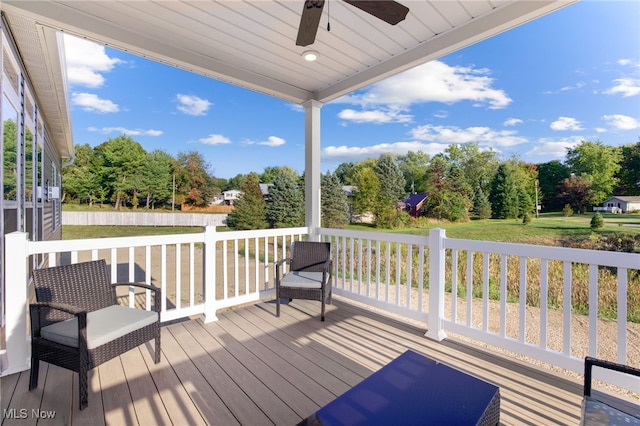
59 133 639 228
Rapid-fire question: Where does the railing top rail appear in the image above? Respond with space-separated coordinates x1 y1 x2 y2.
445 237 640 269
319 227 428 246
28 232 205 255
213 227 308 241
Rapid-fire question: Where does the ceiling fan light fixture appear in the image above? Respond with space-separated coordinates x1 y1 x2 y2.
302 50 319 62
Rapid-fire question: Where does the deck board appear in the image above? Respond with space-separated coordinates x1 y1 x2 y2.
2 298 617 425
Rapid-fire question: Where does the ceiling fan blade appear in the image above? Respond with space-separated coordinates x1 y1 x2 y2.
296 0 325 47
343 0 409 25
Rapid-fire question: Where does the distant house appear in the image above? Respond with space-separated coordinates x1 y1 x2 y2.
223 190 242 205
259 183 273 196
405 193 428 217
342 185 357 197
597 196 640 214
223 184 272 205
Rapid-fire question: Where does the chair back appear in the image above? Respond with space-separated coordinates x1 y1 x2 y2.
289 241 331 272
32 259 116 315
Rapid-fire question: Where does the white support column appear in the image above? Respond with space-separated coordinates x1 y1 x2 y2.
303 99 322 241
426 228 447 341
2 232 30 376
202 225 218 323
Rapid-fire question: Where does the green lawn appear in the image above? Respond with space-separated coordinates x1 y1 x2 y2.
348 212 640 245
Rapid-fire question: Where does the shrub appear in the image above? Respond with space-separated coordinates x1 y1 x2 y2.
590 213 604 229
563 203 573 217
522 212 532 225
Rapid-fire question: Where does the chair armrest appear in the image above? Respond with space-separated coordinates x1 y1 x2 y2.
322 258 332 272
112 282 162 312
275 258 292 268
275 258 292 283
29 302 87 337
584 356 640 396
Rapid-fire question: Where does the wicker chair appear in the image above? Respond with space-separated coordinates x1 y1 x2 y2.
29 259 161 410
275 241 332 321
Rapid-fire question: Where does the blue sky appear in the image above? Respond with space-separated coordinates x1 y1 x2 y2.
64 1 640 179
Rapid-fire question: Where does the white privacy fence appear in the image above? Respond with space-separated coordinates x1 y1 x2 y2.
4 227 639 392
63 211 228 227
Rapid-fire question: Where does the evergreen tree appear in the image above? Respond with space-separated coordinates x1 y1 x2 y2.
472 188 492 219
517 186 534 218
489 164 519 219
226 174 267 230
321 171 350 228
374 153 406 202
266 169 304 228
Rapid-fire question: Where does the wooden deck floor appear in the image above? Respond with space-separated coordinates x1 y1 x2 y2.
0 298 611 425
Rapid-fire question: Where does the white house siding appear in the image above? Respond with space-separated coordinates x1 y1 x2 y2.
1 18 69 371
601 197 640 213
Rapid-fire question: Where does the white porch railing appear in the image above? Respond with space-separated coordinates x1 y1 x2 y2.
3 227 639 393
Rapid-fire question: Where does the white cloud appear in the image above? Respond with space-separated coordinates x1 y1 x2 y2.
71 92 119 113
64 35 122 88
525 137 582 159
604 78 640 97
244 136 286 147
550 116 583 131
335 60 511 110
602 114 640 130
176 94 212 116
87 126 162 136
617 59 632 66
410 124 527 147
198 134 231 145
504 118 523 126
323 142 449 162
337 108 412 124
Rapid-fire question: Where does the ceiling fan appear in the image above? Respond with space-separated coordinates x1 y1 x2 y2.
296 0 409 47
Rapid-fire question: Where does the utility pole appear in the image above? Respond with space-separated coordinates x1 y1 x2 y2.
172 173 175 212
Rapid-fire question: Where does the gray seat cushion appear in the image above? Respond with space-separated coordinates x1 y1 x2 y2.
40 305 158 350
281 271 326 289
581 396 640 426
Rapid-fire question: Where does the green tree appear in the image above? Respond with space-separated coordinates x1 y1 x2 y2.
321 171 350 228
447 143 499 196
375 153 406 203
142 150 173 209
352 167 380 215
334 162 357 185
3 118 17 200
472 187 492 219
556 175 594 214
94 135 147 209
489 164 519 219
174 151 215 207
590 213 604 229
62 144 100 204
397 151 430 194
266 169 304 228
423 155 449 220
225 173 246 191
565 140 621 204
615 142 640 195
226 173 267 230
536 160 570 211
